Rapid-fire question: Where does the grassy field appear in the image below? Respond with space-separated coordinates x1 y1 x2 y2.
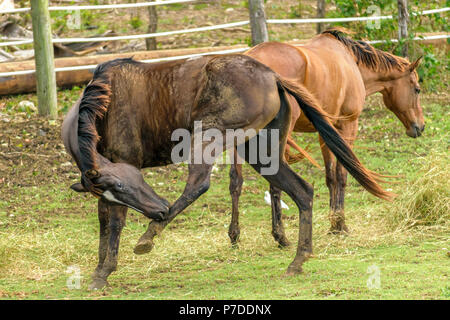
0 89 448 299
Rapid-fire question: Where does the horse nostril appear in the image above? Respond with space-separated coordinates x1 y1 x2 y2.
416 127 423 137
410 123 422 138
161 198 170 208
151 211 165 221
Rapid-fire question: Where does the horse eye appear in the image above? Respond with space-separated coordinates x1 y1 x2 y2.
116 182 123 190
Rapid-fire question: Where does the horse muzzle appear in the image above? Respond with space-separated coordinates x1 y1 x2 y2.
148 198 170 221
406 123 425 138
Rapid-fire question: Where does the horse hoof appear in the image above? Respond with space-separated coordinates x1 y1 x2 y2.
228 233 240 246
88 278 108 290
272 232 290 248
328 225 349 235
285 264 303 277
277 237 291 248
134 238 154 255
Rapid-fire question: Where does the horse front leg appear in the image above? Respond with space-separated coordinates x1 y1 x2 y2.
89 202 127 290
134 162 213 254
92 199 110 279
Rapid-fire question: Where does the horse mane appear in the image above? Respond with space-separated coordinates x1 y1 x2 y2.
77 58 139 182
78 77 110 172
321 27 410 73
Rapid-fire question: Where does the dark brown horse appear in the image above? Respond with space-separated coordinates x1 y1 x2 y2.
62 54 391 289
227 28 424 246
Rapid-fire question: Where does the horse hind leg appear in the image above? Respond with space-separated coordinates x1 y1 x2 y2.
324 119 358 234
228 153 291 249
239 91 313 275
270 184 290 247
269 94 302 248
267 163 313 274
319 139 346 234
241 145 313 275
228 157 243 245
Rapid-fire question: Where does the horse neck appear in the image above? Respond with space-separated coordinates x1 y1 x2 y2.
358 65 404 97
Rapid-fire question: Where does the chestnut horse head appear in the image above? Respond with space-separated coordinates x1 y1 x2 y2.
322 28 425 138
380 58 424 138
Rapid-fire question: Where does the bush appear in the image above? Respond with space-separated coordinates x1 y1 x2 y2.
325 0 448 91
129 17 143 30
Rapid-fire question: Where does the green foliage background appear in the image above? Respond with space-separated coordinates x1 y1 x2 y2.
325 0 448 91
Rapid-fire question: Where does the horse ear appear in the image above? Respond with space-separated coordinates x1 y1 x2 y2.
70 182 88 192
409 56 422 72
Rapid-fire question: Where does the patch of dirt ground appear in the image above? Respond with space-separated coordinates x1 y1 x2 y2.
0 116 76 192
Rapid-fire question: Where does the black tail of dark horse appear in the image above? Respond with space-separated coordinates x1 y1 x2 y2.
276 77 394 201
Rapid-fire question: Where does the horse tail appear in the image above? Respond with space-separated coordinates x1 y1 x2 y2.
276 76 394 201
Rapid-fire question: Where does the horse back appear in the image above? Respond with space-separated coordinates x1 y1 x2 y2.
96 57 213 168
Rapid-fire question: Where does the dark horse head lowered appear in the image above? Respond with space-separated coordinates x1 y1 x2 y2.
62 96 169 221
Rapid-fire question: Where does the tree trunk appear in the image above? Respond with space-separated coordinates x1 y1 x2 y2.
248 0 269 46
316 0 326 34
146 1 158 50
397 0 409 57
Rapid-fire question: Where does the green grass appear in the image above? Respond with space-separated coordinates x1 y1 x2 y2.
1 0 448 299
0 95 448 300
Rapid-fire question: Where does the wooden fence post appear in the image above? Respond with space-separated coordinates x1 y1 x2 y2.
248 0 269 46
146 0 158 50
31 0 57 118
316 0 326 34
397 0 409 57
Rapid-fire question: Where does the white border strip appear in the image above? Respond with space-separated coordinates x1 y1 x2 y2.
0 0 198 14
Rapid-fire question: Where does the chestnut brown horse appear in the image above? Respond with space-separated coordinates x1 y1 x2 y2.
228 28 424 246
62 54 391 289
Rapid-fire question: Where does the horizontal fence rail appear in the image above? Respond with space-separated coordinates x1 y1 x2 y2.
1 34 448 78
267 7 449 24
0 0 198 14
0 21 251 47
